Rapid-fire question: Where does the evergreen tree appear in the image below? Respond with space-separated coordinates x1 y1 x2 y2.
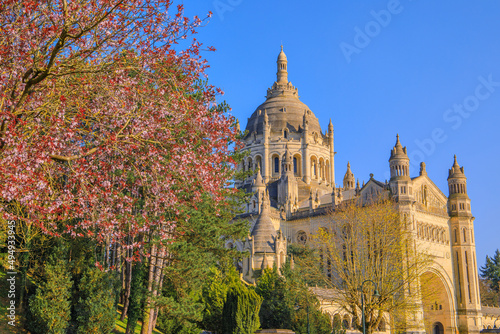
126 260 148 334
480 249 500 293
222 282 262 334
256 267 293 329
74 267 118 334
255 264 332 334
153 190 248 331
26 257 73 334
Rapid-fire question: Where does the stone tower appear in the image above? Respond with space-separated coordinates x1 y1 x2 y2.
242 191 287 283
448 155 482 334
389 134 413 203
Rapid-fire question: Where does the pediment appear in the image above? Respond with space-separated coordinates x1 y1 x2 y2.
359 178 386 197
412 175 448 212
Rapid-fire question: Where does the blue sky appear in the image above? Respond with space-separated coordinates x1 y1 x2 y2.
180 1 500 267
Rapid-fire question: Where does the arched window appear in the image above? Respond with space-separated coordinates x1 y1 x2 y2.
283 129 288 139
293 157 298 174
274 156 279 173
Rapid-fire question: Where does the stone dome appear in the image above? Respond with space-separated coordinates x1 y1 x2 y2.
245 96 323 136
244 47 323 137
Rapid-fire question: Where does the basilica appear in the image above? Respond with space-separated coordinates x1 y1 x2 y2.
233 47 500 334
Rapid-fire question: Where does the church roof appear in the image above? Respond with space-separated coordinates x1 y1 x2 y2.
251 194 276 253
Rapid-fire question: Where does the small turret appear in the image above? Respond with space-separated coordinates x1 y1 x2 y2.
447 155 470 215
277 45 288 84
343 162 355 190
389 134 410 180
388 135 412 202
419 162 427 176
252 169 265 196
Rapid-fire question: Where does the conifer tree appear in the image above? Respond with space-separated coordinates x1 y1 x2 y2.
26 257 72 334
480 249 500 293
74 267 118 334
222 282 262 334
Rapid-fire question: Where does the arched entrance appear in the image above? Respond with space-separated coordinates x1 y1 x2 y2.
420 271 453 334
432 322 444 334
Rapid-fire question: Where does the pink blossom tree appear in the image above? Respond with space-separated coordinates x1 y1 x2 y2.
1 0 239 245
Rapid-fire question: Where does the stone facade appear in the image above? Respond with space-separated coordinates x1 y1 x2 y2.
233 47 499 334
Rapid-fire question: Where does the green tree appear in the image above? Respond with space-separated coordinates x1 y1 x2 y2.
200 266 238 332
26 257 73 334
479 277 499 307
283 264 332 334
126 260 148 334
254 265 332 334
151 190 248 332
74 267 118 334
222 282 262 334
256 267 293 329
480 249 500 293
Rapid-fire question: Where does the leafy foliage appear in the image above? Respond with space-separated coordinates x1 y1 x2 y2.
222 282 262 334
200 265 241 333
26 256 73 334
256 266 332 334
256 267 293 329
74 267 119 334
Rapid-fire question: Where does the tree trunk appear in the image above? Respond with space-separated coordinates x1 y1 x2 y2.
120 244 126 304
149 245 166 332
120 245 133 322
141 243 157 334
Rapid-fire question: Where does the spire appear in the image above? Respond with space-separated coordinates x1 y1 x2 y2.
419 162 427 176
253 169 265 188
389 134 408 160
448 155 466 179
328 118 333 133
261 253 269 270
389 134 410 180
277 46 288 83
251 191 277 253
